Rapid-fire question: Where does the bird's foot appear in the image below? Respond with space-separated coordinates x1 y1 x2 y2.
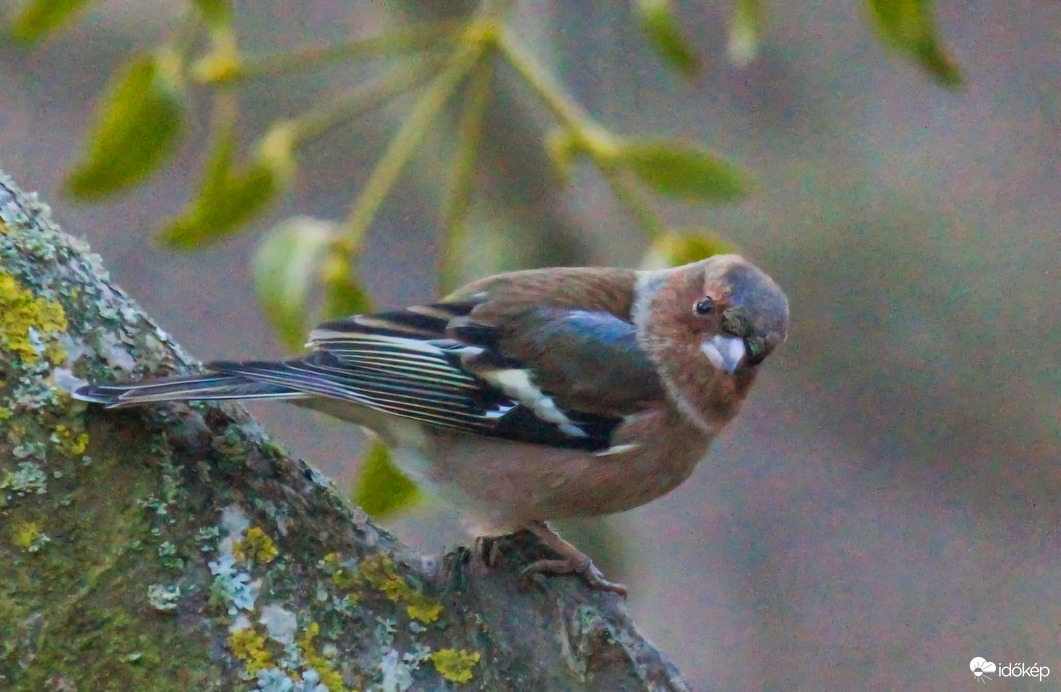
520 520 627 598
474 535 503 568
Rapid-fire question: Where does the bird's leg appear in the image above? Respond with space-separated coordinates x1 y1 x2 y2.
521 520 627 598
474 535 503 567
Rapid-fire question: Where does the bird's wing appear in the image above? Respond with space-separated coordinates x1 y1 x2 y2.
216 301 512 437
443 265 667 413
233 269 666 451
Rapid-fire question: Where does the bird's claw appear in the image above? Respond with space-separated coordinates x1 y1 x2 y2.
521 556 628 599
474 535 503 567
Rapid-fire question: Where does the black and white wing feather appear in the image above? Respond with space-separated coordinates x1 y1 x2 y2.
303 303 624 450
76 300 655 452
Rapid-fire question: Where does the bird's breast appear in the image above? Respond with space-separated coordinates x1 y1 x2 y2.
390 407 712 524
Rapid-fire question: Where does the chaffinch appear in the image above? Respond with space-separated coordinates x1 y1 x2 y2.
76 254 789 596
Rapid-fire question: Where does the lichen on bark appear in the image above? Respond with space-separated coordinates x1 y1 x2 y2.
0 173 690 690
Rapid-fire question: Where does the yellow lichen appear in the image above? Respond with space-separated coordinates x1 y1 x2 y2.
12 521 41 549
379 575 407 602
43 340 67 364
320 553 363 602
334 577 363 599
405 593 444 624
298 622 346 692
359 553 443 623
358 553 396 589
52 425 90 456
229 627 273 675
232 526 278 565
229 627 273 674
0 271 68 364
430 648 480 684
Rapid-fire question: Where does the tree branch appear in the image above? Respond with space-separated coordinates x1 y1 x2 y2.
0 172 689 690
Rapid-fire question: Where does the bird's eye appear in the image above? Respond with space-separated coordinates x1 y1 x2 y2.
694 297 715 315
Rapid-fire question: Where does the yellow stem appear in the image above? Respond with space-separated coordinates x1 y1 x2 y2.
291 61 441 146
439 52 494 292
496 26 668 238
336 40 484 249
232 20 463 82
494 26 616 156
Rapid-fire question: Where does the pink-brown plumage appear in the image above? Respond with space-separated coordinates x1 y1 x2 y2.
75 254 789 595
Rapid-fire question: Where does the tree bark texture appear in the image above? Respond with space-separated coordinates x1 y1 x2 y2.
0 173 690 691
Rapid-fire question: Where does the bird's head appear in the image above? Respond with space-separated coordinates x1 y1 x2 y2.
635 254 790 427
692 255 790 375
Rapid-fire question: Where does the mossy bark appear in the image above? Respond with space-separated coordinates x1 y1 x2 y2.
0 173 689 691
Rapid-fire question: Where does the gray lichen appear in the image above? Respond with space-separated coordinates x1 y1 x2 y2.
0 173 690 691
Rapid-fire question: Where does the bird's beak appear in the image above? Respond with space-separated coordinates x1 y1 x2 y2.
700 334 746 374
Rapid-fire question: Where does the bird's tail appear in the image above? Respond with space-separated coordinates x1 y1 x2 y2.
74 372 306 408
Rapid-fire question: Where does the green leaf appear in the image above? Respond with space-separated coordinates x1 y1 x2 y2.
161 162 276 247
9 0 91 41
321 250 372 319
252 217 336 350
189 0 232 27
160 122 293 248
64 53 184 198
352 441 420 518
620 140 751 203
728 0 765 68
867 0 962 88
641 230 736 269
633 0 700 77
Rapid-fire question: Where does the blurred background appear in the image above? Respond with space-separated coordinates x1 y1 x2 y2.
1 0 1058 687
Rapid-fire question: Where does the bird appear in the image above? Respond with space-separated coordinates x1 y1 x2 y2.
75 254 790 596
